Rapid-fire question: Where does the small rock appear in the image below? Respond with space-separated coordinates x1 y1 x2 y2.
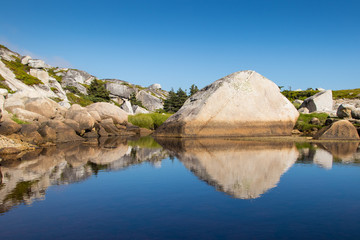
21 55 32 65
298 107 309 114
314 120 359 140
337 104 354 119
310 117 321 125
351 108 360 119
28 59 45 69
293 99 303 105
0 118 21 135
149 83 162 90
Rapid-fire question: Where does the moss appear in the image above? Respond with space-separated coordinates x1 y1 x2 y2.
1 57 43 85
66 93 93 107
11 114 30 124
128 113 172 130
50 87 59 93
295 113 329 133
47 67 63 83
332 89 360 99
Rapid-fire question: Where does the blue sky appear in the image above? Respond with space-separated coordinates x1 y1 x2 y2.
1 0 359 91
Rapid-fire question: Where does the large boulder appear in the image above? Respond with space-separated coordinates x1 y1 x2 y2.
61 69 93 95
155 70 299 137
24 97 64 119
0 118 21 135
28 59 46 69
299 90 333 113
337 104 354 119
149 83 162 90
29 69 49 84
86 102 128 125
65 104 96 131
132 105 149 114
314 120 360 140
105 81 135 98
12 108 47 123
136 90 163 111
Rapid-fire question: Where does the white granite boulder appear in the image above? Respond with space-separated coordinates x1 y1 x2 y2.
299 90 333 113
155 70 299 137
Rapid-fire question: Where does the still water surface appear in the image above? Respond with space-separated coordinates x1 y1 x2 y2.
0 137 360 239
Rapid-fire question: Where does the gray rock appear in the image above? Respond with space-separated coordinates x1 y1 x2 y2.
136 90 163 111
120 99 134 114
293 99 303 105
155 70 299 137
105 82 135 98
149 83 162 90
21 56 32 65
299 90 333 113
86 102 128 125
133 105 149 114
337 104 354 119
352 108 360 119
28 59 46 69
61 69 94 94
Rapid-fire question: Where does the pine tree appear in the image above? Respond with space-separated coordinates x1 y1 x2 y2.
189 84 199 96
88 79 110 102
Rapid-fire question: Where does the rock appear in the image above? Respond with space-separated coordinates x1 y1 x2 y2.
325 118 337 126
120 99 134 114
293 99 303 105
0 89 9 97
132 105 149 114
83 129 98 138
149 83 162 90
58 101 71 109
61 69 92 95
291 129 301 135
298 107 309 114
20 123 43 144
63 119 81 133
24 97 61 118
314 120 360 140
29 69 49 84
310 117 321 125
38 124 57 142
12 108 47 122
136 90 163 111
40 120 83 143
316 88 325 91
155 70 299 137
337 104 354 119
105 82 135 98
86 102 128 125
0 118 21 135
88 110 101 122
65 105 95 131
21 56 32 65
299 90 333 113
351 108 360 119
99 118 121 136
28 59 45 69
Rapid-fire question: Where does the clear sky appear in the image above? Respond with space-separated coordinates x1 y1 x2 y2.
1 0 359 92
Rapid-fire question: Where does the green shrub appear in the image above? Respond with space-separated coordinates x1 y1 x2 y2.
295 113 329 132
64 86 82 95
1 57 43 85
88 79 110 102
66 93 93 107
47 67 63 83
128 113 172 130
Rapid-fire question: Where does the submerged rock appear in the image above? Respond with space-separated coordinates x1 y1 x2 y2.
155 70 299 137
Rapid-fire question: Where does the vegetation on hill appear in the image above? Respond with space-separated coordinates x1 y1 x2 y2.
281 89 320 102
332 89 360 99
47 67 63 83
128 113 172 130
0 74 12 92
164 86 197 113
1 57 43 85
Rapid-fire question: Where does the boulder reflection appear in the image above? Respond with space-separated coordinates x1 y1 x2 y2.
156 138 299 199
0 136 168 214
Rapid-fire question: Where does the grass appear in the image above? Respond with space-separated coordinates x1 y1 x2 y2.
11 114 30 124
295 113 329 133
66 92 93 107
128 113 172 130
47 67 63 83
1 57 43 85
332 89 360 99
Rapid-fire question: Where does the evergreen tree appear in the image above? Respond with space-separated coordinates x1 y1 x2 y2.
163 88 177 113
130 92 145 109
175 88 188 110
189 84 199 96
88 79 110 102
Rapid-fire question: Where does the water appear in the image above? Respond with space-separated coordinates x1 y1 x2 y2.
0 137 360 239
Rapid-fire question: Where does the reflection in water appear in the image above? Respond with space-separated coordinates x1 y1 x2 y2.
1 136 360 214
0 137 169 214
156 138 299 199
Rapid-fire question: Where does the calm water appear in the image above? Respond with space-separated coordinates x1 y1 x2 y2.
0 137 360 239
